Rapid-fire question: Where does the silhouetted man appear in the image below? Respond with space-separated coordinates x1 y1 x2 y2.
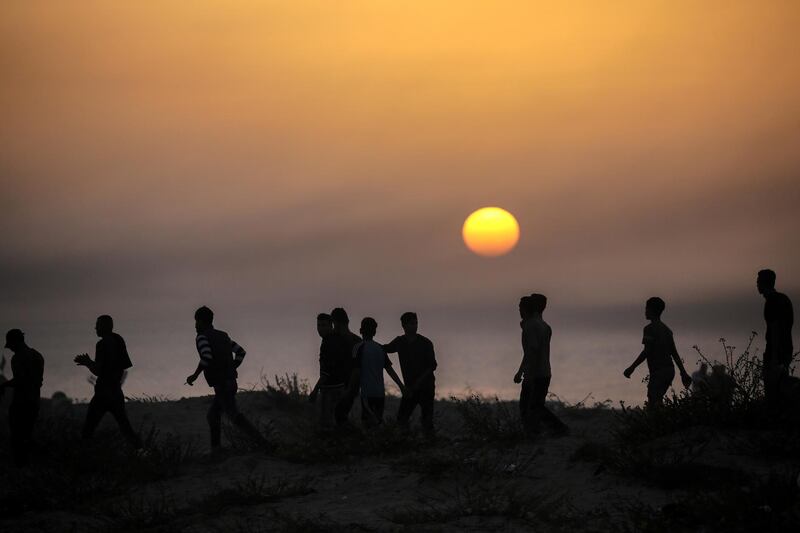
185 306 268 451
309 313 349 431
384 312 437 436
513 295 568 435
0 329 44 466
353 317 405 427
757 269 794 408
74 315 142 449
624 297 692 408
331 307 361 426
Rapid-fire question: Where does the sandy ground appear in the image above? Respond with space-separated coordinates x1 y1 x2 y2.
0 388 797 532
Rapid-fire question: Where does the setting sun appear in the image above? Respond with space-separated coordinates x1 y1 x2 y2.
462 207 520 257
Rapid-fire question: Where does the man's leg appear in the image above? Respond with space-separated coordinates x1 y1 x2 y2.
419 386 435 436
360 397 375 427
534 377 568 433
370 397 385 425
527 378 549 433
519 379 535 433
9 401 28 466
763 360 782 411
220 380 269 448
82 393 107 440
207 387 224 449
335 389 356 426
647 368 674 410
396 393 417 429
318 387 343 431
108 388 142 449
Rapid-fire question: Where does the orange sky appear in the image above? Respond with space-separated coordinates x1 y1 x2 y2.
1 0 799 309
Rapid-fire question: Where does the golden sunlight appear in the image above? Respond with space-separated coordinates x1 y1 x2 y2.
462 207 520 257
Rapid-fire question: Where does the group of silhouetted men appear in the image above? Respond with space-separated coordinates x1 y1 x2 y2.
309 309 438 436
0 269 794 466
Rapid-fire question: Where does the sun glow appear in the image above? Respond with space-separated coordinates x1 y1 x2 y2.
462 207 520 257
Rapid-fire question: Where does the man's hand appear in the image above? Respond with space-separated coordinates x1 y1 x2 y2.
623 367 633 379
74 353 91 367
513 370 523 384
680 372 692 389
185 373 198 386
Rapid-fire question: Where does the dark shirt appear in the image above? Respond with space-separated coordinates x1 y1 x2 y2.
10 346 44 400
319 334 350 388
384 334 437 388
764 291 794 365
95 333 133 390
340 330 362 373
642 321 676 373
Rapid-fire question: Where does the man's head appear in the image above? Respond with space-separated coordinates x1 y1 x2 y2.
400 312 418 336
331 307 350 331
360 317 378 340
317 313 334 338
530 293 547 315
645 297 666 320
757 269 776 295
4 329 25 352
95 315 114 338
194 306 214 333
519 296 534 319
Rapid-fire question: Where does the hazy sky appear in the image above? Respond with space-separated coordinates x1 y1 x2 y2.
1 2 798 401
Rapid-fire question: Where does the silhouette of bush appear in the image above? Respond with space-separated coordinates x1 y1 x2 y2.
260 372 309 409
451 394 524 442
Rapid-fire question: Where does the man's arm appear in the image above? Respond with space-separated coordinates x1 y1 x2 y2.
74 353 100 376
382 337 399 354
624 350 647 378
670 337 692 388
384 358 405 394
515 326 537 383
231 339 246 368
186 362 204 386
186 335 212 385
309 373 330 403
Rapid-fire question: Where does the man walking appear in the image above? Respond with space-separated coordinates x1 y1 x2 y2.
353 317 405 427
74 315 142 449
309 313 349 431
0 329 44 466
331 307 361 426
757 269 794 409
185 306 269 451
384 312 438 436
623 297 692 408
514 295 568 435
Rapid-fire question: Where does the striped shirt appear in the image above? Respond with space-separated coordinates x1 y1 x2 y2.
195 328 245 386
